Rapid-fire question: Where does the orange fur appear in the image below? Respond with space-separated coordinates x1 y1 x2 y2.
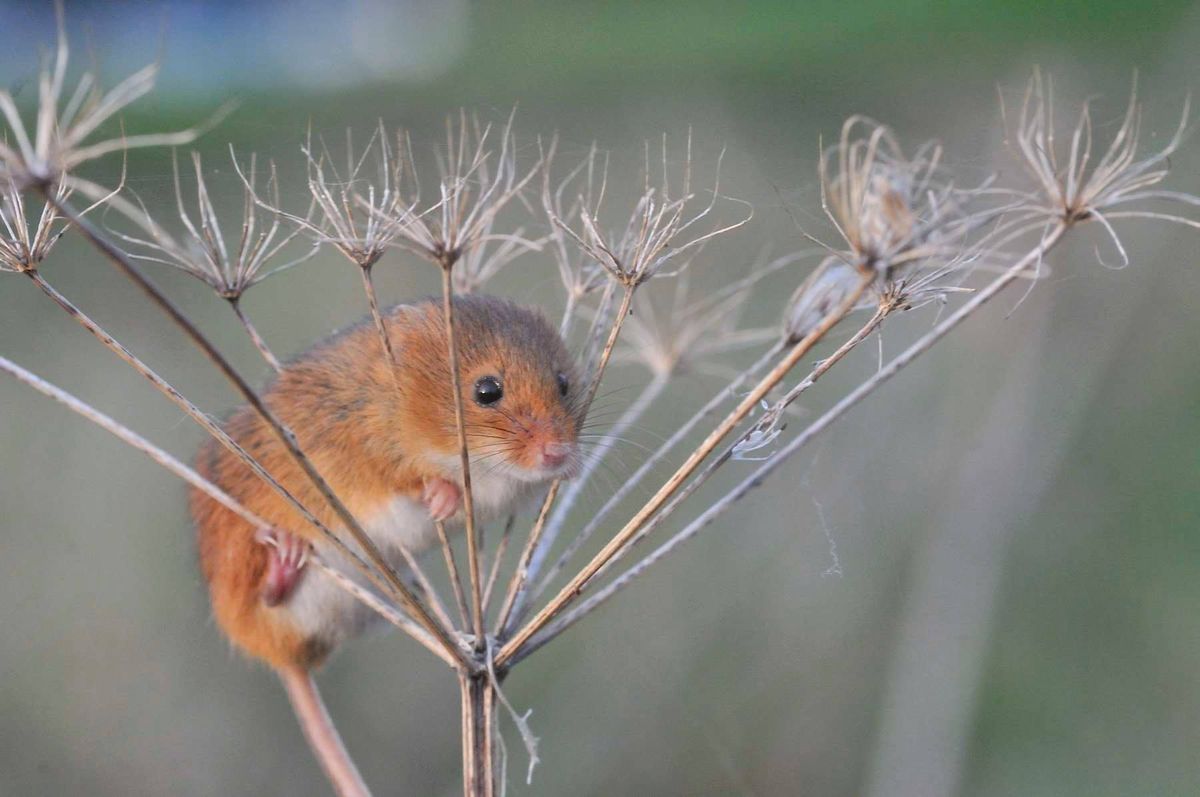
192 295 581 671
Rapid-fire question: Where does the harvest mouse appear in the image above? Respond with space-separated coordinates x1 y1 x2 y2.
190 295 581 748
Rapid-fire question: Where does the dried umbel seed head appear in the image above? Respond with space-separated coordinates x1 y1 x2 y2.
114 150 314 300
1004 71 1199 264
0 5 216 195
816 116 988 283
857 170 917 260
0 180 67 273
615 275 774 378
782 258 862 344
549 134 751 288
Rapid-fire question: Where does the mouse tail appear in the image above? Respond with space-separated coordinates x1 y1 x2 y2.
278 665 373 797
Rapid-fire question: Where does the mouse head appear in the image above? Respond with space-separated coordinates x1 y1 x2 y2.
397 296 583 483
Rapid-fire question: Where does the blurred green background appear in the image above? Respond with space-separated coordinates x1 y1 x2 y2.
2 1 1199 795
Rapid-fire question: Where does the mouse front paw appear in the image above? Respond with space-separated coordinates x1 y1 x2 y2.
422 476 462 522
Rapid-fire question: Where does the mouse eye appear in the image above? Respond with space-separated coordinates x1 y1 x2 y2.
556 372 569 398
473 376 503 406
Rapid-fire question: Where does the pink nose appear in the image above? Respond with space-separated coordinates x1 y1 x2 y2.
540 442 572 470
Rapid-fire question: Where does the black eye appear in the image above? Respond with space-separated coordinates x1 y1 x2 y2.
556 372 569 398
474 376 503 406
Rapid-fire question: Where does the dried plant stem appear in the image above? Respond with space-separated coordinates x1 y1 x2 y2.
0 351 454 667
482 515 516 617
436 520 472 631
520 368 669 606
531 342 785 602
0 353 267 527
591 302 891 583
40 193 464 666
350 258 470 637
230 286 457 643
558 291 579 338
312 554 456 667
229 297 282 372
459 674 498 797
493 481 560 635
498 274 872 664
359 263 397 367
496 283 636 634
438 261 485 646
545 369 669 538
514 225 1071 662
392 541 459 636
19 270 461 663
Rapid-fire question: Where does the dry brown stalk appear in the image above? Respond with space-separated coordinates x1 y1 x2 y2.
436 519 473 631
590 300 895 586
437 260 488 648
523 258 793 607
511 226 1068 662
21 265 462 659
495 282 637 634
482 515 516 618
0 350 454 668
39 193 466 666
497 272 873 664
529 342 786 604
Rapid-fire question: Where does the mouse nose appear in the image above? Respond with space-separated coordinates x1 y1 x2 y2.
539 441 573 471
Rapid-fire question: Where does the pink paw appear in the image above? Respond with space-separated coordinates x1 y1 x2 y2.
422 477 462 522
256 527 309 607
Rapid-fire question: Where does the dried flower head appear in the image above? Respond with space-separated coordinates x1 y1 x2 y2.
255 113 541 279
116 150 314 299
0 180 68 273
383 111 542 270
543 143 612 304
244 123 416 270
452 224 541 294
1006 70 1199 266
0 4 218 193
550 134 752 288
615 271 775 378
815 117 988 280
782 257 864 343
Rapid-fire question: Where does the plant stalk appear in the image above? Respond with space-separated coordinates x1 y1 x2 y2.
459 674 497 797
498 273 872 664
512 224 1070 662
40 193 464 666
439 260 486 647
229 297 282 372
496 282 636 634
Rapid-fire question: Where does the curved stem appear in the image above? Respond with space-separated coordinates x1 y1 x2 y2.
1 350 459 667
482 515 515 618
437 519 472 631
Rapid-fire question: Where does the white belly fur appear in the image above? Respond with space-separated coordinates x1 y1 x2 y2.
283 467 534 645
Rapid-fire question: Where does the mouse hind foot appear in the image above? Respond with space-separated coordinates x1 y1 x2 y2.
257 527 310 607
